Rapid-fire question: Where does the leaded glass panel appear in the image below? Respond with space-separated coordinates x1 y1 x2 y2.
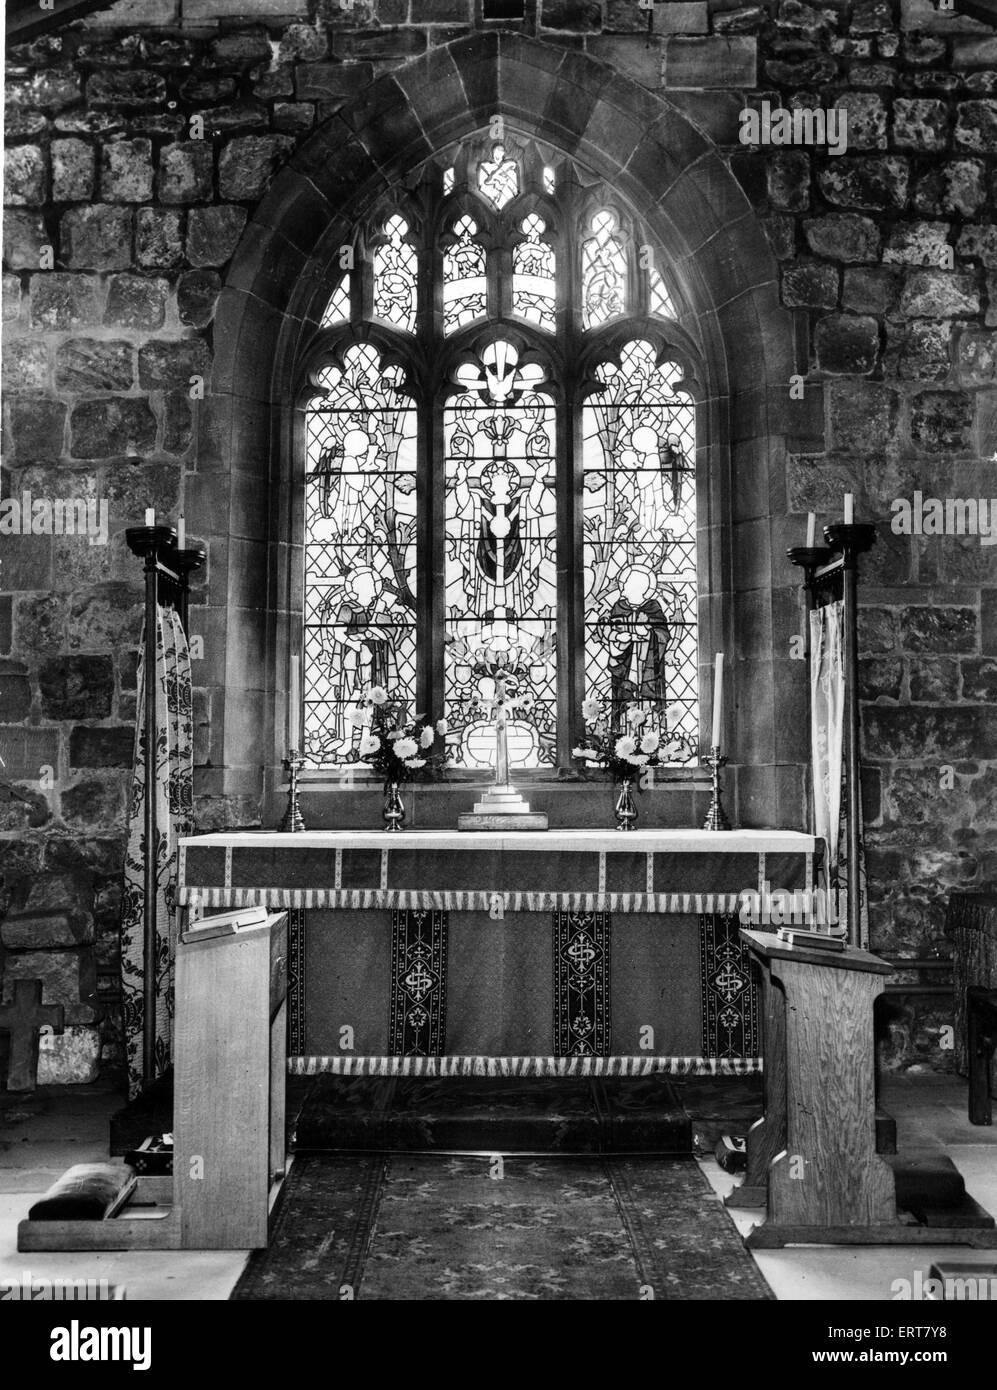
581 210 627 329
372 214 417 333
478 144 519 208
443 216 487 335
321 273 350 327
582 340 698 764
512 214 556 333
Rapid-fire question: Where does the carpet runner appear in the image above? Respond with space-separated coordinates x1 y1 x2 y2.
233 1152 773 1301
293 1075 691 1153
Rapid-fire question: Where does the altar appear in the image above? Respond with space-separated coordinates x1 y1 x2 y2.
178 828 815 1077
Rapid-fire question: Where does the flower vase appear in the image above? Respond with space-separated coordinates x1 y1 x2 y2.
614 778 637 831
383 781 405 832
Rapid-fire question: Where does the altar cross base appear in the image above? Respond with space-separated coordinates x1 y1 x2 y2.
0 980 65 1092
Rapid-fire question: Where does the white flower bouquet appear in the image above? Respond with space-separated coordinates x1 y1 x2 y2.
572 696 685 784
347 687 450 790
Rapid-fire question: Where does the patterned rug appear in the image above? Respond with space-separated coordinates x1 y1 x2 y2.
232 1153 773 1301
293 1075 690 1153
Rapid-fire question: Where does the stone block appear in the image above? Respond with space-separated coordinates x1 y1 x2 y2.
2 340 49 392
818 156 909 212
900 605 978 653
196 105 270 137
104 275 167 329
3 951 85 1009
712 5 764 33
3 273 22 321
186 206 248 268
654 2 709 33
0 726 58 780
12 592 68 657
884 321 952 382
330 27 426 59
828 379 899 453
86 71 167 109
834 92 888 150
210 28 272 65
859 656 903 702
815 313 879 375
293 62 375 101
50 139 96 205
163 392 193 455
760 214 796 260
61 774 128 831
86 0 179 23
901 0 987 31
177 269 222 328
957 224 997 268
253 65 295 100
37 1026 102 1085
414 0 471 18
883 221 952 267
913 160 986 217
910 391 974 452
781 261 839 309
273 102 316 135
69 398 157 459
5 67 82 112
29 274 105 331
158 143 214 204
842 265 900 314
69 726 134 768
0 673 32 720
100 139 154 203
179 75 237 104
953 38 997 66
103 460 180 518
892 98 949 152
218 136 295 201
899 270 980 318
908 655 960 702
766 151 810 212
803 212 880 262
137 337 211 391
2 911 93 949
6 396 67 458
136 208 184 270
4 212 49 272
539 0 601 27
277 22 328 63
60 206 133 271
4 145 47 206
55 339 133 393
957 328 997 386
955 100 997 153
851 0 894 31
664 36 758 87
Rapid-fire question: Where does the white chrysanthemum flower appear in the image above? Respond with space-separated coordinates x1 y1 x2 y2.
393 737 418 760
419 726 435 749
614 735 637 757
627 708 647 728
640 731 660 754
358 734 380 757
346 707 368 729
572 746 600 761
625 753 649 766
403 757 426 769
581 696 600 721
368 686 388 706
435 718 448 735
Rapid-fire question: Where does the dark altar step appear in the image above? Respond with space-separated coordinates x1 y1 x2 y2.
293 1075 692 1154
887 1153 996 1229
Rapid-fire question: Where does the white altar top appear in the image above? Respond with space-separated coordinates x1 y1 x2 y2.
180 828 816 854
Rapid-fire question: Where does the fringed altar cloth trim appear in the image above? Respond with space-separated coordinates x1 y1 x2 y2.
182 886 746 915
288 1054 763 1077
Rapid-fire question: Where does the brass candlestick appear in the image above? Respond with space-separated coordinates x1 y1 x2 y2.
281 749 306 832
703 746 730 831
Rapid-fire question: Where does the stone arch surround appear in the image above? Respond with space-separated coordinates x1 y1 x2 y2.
202 30 815 832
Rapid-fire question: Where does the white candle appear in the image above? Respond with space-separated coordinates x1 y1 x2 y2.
144 508 155 527
711 652 724 750
289 654 301 751
844 493 854 525
177 514 185 548
806 512 816 547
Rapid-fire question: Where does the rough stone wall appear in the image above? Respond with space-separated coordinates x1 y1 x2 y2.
2 0 995 1081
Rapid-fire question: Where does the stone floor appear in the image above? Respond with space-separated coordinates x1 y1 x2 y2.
1 1073 995 1301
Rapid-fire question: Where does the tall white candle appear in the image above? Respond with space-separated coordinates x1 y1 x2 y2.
844 493 854 525
177 514 186 548
144 508 155 527
711 652 724 750
289 654 301 751
806 512 816 547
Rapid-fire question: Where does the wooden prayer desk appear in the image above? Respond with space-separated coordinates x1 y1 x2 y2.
19 912 288 1252
179 828 816 1077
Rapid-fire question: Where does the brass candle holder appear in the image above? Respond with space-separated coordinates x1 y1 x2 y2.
281 749 306 833
703 745 731 831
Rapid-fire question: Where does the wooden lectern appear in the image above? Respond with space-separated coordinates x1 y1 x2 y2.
19 913 288 1252
736 929 997 1248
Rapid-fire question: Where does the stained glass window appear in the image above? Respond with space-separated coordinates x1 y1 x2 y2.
512 214 556 333
321 273 350 327
303 143 697 773
582 210 627 329
303 344 418 765
582 341 698 760
443 216 487 334
373 214 417 332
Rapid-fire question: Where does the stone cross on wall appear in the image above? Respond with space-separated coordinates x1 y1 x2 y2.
0 980 65 1092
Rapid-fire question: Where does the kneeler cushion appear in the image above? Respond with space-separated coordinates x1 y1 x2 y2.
28 1163 135 1221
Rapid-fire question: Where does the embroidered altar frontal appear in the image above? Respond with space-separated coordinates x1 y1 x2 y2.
179 830 814 1075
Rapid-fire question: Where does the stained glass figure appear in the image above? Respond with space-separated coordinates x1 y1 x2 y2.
582 210 627 329
543 165 556 194
582 340 698 763
478 143 519 208
444 341 558 768
373 214 417 333
512 214 556 333
649 266 675 320
304 344 418 766
321 273 350 327
443 216 487 334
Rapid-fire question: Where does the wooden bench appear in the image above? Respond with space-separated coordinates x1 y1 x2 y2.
968 987 997 1127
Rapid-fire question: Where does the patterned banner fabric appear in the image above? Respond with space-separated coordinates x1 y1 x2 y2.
288 1055 763 1077
389 910 448 1056
553 911 611 1056
699 913 760 1062
120 608 194 1098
